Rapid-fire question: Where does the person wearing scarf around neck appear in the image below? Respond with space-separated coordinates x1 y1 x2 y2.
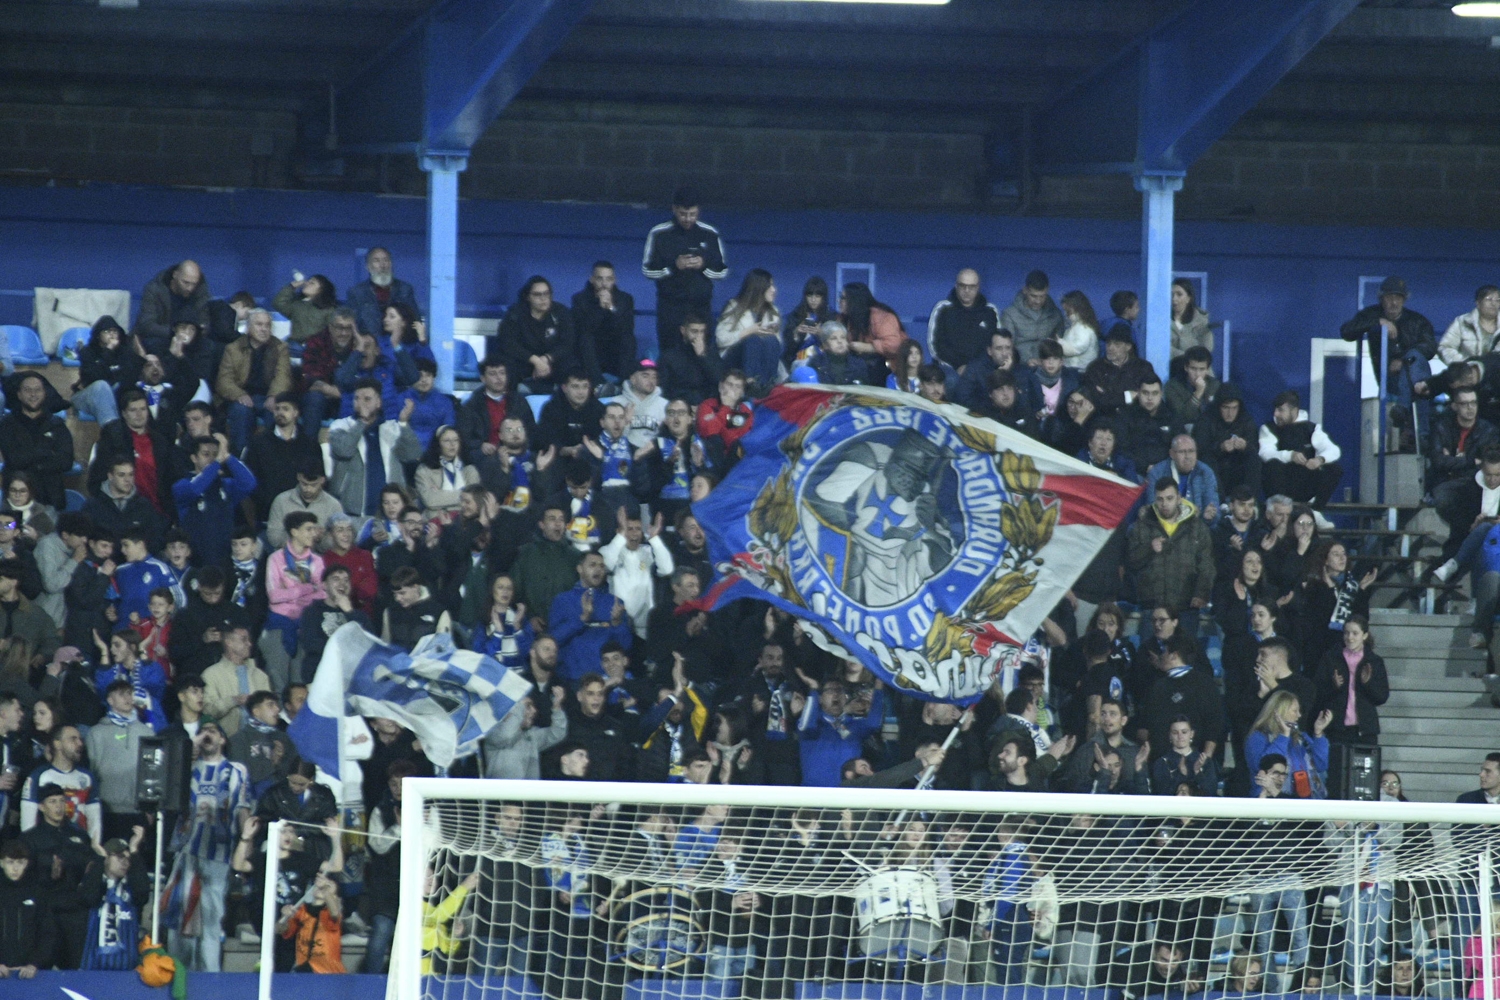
78 829 151 971
3 473 54 539
414 425 480 516
228 691 297 799
85 679 156 829
263 512 325 690
1295 539 1376 678
91 629 165 732
471 574 532 668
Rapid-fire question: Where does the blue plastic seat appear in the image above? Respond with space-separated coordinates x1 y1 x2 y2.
64 489 86 513
57 326 89 367
454 340 481 381
527 393 547 421
2 326 49 367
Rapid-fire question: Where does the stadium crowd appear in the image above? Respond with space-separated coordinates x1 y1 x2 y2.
0 186 1495 994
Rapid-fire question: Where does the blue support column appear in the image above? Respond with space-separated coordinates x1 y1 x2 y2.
423 152 467 394
1136 173 1184 380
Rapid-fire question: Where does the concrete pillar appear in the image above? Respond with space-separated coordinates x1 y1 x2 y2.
422 152 468 393
1135 172 1185 380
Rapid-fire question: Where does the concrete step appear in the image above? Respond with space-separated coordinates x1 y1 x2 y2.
1381 725 1496 745
1379 745 1494 765
1377 644 1486 661
1381 702 1500 719
1388 675 1497 693
1382 688 1496 710
1370 610 1465 625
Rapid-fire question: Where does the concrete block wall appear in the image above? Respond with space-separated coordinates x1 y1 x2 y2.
0 102 296 189
462 119 987 211
2 99 1500 231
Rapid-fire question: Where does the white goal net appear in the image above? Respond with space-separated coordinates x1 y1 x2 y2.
392 780 1500 1000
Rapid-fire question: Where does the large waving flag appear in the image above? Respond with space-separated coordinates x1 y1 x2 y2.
694 385 1141 704
289 622 532 774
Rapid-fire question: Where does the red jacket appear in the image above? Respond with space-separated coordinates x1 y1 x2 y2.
695 398 754 450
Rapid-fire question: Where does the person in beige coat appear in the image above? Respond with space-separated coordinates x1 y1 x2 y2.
414 425 481 515
216 308 294 454
1437 285 1500 371
200 625 273 738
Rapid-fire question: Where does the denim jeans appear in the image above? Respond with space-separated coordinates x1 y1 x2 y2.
360 913 397 974
1338 882 1393 989
1247 887 1310 970
705 943 756 980
73 379 119 424
227 394 271 455
1393 348 1433 445
725 333 782 388
300 389 337 438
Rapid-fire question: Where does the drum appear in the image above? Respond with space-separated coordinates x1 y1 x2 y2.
609 886 701 972
852 868 943 962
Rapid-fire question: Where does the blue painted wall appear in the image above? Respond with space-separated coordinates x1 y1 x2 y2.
4 182 1499 488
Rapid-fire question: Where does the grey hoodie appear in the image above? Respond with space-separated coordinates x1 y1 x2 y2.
617 382 667 449
999 290 1066 364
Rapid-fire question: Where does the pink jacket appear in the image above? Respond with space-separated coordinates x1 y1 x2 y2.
1465 935 1500 999
267 545 325 619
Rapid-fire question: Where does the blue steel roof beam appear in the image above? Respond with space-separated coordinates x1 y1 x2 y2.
1037 0 1364 176
335 0 595 157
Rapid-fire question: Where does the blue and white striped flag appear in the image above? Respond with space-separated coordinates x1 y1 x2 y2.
289 621 532 774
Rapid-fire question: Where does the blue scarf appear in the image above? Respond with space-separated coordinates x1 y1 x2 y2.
137 380 172 411
82 875 140 971
283 545 313 584
247 716 279 735
567 494 598 549
501 451 533 511
231 558 257 607
658 438 692 500
599 431 633 488
105 708 136 728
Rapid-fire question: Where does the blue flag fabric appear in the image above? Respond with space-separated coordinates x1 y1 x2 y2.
288 622 533 774
693 385 1140 705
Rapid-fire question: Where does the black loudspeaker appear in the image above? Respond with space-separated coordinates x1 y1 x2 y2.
1328 742 1382 801
136 736 192 812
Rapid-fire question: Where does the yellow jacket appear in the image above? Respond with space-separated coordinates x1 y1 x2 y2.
420 883 471 973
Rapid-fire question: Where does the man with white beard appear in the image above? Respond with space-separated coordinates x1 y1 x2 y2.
346 247 420 339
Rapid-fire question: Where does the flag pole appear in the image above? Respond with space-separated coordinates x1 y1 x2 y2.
890 707 974 829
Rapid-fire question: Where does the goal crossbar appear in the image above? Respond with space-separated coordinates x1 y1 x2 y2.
394 779 1500 1000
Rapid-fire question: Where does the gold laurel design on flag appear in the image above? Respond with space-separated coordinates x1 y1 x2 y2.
999 495 1058 566
923 610 976 663
963 568 1036 624
951 422 997 456
749 466 799 545
1000 450 1043 495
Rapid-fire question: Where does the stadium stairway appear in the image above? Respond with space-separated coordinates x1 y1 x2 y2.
1367 608 1500 803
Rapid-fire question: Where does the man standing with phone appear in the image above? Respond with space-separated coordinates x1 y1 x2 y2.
642 186 728 357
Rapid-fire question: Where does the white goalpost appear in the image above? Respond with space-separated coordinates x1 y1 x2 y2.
393 779 1500 1000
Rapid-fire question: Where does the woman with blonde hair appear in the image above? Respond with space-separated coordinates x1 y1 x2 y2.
1245 689 1331 799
